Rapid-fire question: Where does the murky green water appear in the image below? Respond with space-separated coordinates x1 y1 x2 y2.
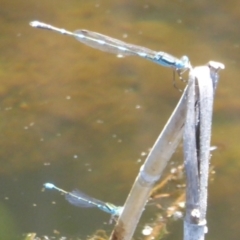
0 0 239 239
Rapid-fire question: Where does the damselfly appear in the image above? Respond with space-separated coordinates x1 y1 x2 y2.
29 21 191 82
44 183 123 217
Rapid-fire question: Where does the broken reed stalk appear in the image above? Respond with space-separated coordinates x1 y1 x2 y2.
110 61 224 240
183 62 224 240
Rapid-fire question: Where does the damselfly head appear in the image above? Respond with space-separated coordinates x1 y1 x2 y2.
180 55 191 70
105 203 123 216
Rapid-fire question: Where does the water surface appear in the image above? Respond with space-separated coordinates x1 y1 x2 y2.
0 0 239 239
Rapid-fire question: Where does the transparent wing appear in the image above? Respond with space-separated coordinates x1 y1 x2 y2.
74 29 158 57
65 189 105 208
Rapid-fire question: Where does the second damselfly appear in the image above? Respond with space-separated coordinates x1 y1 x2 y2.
44 183 123 217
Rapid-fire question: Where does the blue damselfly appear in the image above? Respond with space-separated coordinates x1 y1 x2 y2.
30 21 191 81
44 183 123 216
